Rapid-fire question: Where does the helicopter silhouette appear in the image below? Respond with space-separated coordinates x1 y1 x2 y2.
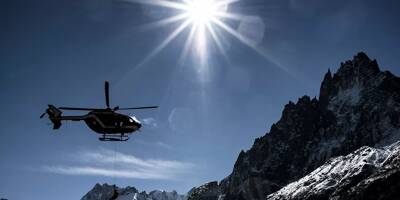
40 81 158 141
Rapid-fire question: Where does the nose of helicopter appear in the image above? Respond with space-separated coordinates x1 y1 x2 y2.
129 116 142 130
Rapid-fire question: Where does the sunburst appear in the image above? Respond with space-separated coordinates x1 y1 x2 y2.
126 0 252 65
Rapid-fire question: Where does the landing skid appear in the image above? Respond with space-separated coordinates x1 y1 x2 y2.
99 134 129 142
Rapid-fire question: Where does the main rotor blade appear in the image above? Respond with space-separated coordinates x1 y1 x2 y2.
117 106 159 110
58 107 102 111
105 81 110 109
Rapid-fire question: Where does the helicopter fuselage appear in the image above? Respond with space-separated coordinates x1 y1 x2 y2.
84 110 142 134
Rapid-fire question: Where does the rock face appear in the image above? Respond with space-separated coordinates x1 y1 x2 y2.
267 141 400 200
81 183 186 200
188 52 400 200
187 181 222 200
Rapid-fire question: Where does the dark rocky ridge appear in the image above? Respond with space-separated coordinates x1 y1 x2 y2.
187 52 400 200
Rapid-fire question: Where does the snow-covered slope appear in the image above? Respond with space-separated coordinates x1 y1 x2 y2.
267 141 400 200
81 183 186 200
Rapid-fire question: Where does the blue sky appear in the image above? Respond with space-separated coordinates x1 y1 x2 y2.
1 0 400 199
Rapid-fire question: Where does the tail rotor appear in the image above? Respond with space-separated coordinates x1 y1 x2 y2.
40 105 63 129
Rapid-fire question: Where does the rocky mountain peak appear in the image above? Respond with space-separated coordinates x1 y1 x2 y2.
81 183 186 200
81 183 135 200
319 52 382 108
335 52 380 81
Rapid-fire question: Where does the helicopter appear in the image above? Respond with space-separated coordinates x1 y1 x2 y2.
40 81 158 141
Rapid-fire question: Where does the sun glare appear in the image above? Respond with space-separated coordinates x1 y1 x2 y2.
182 0 227 59
130 0 256 66
186 0 219 26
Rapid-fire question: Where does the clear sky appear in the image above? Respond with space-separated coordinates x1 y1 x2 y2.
1 0 400 199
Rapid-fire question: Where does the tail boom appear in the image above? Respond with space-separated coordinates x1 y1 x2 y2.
44 105 86 129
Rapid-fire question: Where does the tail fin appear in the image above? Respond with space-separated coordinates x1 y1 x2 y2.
46 105 62 129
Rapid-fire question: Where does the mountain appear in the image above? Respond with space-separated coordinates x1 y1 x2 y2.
267 141 400 200
81 183 186 200
187 52 400 200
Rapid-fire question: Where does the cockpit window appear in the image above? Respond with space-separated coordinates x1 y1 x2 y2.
130 116 140 124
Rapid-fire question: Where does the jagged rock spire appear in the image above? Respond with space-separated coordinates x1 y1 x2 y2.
319 69 333 108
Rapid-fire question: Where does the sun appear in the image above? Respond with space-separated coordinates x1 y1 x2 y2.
185 0 220 26
179 0 223 60
129 0 252 65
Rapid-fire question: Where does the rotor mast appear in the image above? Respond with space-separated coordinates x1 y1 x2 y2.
105 81 110 109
